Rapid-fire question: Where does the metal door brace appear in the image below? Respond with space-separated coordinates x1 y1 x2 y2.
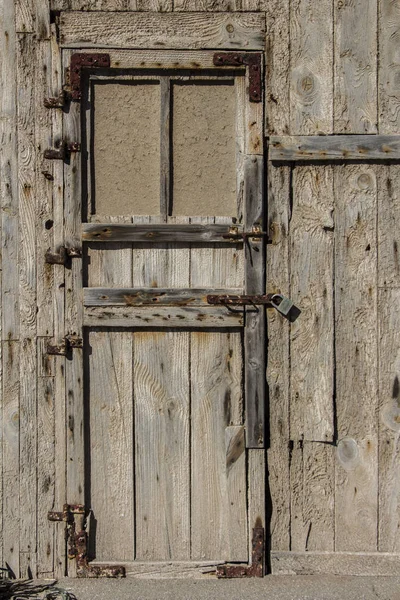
48 504 125 578
217 527 264 578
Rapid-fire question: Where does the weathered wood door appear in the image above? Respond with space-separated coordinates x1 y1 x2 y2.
62 50 265 576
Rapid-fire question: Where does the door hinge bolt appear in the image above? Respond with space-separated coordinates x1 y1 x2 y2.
44 142 81 161
44 90 66 109
46 335 83 356
45 246 82 265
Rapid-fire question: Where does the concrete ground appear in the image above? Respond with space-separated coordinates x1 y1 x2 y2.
55 576 400 600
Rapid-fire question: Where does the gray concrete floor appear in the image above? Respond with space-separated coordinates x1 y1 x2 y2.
55 576 400 600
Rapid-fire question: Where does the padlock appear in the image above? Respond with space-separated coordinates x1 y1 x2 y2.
270 294 301 322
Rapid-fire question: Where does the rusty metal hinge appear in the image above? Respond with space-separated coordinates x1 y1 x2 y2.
207 293 301 322
44 90 66 109
48 504 125 578
213 52 262 102
44 142 81 161
70 53 111 101
46 335 83 356
222 226 267 242
45 246 82 265
217 527 264 578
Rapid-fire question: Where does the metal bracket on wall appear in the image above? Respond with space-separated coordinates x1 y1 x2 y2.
46 334 83 356
45 245 82 265
70 53 111 101
44 142 81 161
217 527 264 578
48 504 125 578
44 90 66 109
213 52 262 102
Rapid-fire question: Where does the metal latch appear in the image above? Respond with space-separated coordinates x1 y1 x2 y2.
222 226 268 242
207 293 301 322
45 246 82 265
48 504 125 578
44 142 81 160
46 334 83 356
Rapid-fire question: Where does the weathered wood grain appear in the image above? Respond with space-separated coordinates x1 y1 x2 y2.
191 331 247 561
84 306 244 328
83 223 242 243
334 165 378 551
89 330 134 560
91 560 222 578
37 341 55 576
160 77 170 221
51 0 173 9
244 155 265 448
265 0 290 135
271 551 400 576
289 165 334 442
290 0 333 134
36 41 54 338
17 32 38 578
378 288 400 552
247 449 265 562
174 0 269 10
84 287 241 306
290 441 334 551
379 0 400 134
269 135 400 161
266 163 291 551
1 0 19 344
378 165 400 287
2 342 20 576
334 0 377 133
60 11 265 49
134 330 190 560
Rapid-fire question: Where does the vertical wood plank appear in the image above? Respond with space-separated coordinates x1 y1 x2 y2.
244 155 265 448
89 330 134 561
379 0 400 134
2 341 20 576
290 166 334 442
247 449 266 562
266 163 291 551
334 0 378 133
36 40 54 338
378 165 400 288
191 331 247 562
378 288 400 551
290 441 334 551
265 0 290 135
334 165 378 551
134 330 190 560
1 0 19 342
37 339 55 576
50 23 67 578
290 0 334 134
17 32 38 578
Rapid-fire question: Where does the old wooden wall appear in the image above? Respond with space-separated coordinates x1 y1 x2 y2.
0 0 399 578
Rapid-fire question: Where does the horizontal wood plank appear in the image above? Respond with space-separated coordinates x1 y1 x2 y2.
84 306 244 328
269 135 400 161
60 12 265 49
90 561 223 579
271 551 400 576
82 224 243 243
84 287 242 306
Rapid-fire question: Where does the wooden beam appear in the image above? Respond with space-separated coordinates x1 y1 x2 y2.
59 11 265 50
82 223 242 243
84 287 242 307
83 306 243 328
269 135 400 162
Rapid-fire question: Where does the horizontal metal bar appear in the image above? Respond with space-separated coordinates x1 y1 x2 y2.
269 135 400 161
83 306 244 328
84 288 242 307
82 224 243 243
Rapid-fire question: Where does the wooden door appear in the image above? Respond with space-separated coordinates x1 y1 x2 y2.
62 50 265 577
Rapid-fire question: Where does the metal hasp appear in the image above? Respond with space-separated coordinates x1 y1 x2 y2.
44 142 81 161
46 334 83 356
213 52 262 102
70 53 111 100
48 504 125 578
207 293 301 322
217 527 264 578
222 226 268 242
